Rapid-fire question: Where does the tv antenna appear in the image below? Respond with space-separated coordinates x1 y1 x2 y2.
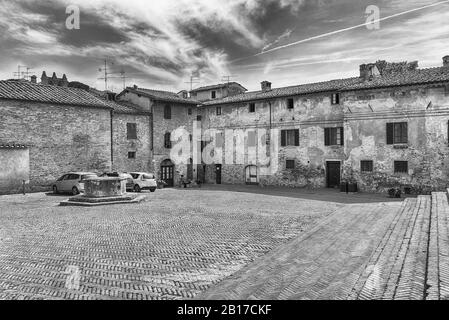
221 75 236 85
13 65 34 80
184 75 200 91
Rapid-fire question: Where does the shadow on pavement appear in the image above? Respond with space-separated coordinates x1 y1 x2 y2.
196 184 414 204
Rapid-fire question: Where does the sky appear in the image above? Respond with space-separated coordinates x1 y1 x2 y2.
0 0 448 92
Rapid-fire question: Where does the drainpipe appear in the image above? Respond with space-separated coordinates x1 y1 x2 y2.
110 110 114 169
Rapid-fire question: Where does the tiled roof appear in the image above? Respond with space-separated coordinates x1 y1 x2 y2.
190 82 247 93
204 66 449 106
342 66 449 91
203 78 360 105
104 100 151 115
0 80 111 108
120 87 200 105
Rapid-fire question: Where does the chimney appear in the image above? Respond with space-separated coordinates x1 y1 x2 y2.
261 81 272 92
443 55 449 67
30 75 37 84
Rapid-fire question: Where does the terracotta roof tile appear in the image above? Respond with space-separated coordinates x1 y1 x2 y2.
122 87 200 105
203 66 449 106
0 80 110 108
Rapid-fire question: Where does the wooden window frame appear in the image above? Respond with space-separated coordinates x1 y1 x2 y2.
164 132 172 149
128 151 136 159
360 160 373 172
394 161 408 174
286 159 295 169
387 122 408 144
216 106 222 116
281 129 300 147
126 123 137 140
164 104 172 120
249 103 256 113
324 127 344 146
331 93 340 105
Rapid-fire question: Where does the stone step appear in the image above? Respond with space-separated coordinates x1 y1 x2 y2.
354 196 433 300
426 192 449 300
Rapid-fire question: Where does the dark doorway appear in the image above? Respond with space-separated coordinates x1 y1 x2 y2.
161 159 174 187
187 158 193 181
245 165 258 185
215 164 222 184
326 161 341 188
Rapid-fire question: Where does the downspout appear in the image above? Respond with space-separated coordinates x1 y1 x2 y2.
110 110 114 170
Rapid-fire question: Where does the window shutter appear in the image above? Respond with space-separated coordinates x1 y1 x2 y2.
281 130 286 147
386 123 394 144
340 127 344 146
294 129 300 146
402 123 408 143
324 128 330 146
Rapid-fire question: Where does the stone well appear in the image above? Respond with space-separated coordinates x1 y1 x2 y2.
84 177 126 198
60 177 147 207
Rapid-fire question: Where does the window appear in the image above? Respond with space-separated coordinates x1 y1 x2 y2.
189 134 192 142
287 98 294 109
197 115 202 121
211 91 216 99
394 161 408 174
324 127 344 146
286 159 295 169
128 152 136 159
361 160 373 172
331 93 340 105
188 108 192 115
164 132 171 149
249 103 256 113
164 104 171 119
216 106 222 115
281 129 300 146
387 122 408 144
127 123 137 140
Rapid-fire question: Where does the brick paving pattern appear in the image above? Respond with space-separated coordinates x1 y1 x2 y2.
200 191 449 300
0 189 341 300
1 187 448 300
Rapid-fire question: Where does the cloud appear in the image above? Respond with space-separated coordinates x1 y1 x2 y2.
0 0 448 92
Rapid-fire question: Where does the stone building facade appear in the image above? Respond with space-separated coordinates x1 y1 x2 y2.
0 80 150 193
116 86 200 187
198 56 449 193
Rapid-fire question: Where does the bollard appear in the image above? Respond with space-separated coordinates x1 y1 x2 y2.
22 180 26 195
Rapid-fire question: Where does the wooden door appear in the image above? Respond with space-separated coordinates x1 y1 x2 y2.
215 164 222 184
326 161 341 188
161 165 174 187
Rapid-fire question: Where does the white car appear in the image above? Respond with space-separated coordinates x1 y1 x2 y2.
128 172 157 193
53 172 98 195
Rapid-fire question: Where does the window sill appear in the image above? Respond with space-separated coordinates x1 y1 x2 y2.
393 144 408 149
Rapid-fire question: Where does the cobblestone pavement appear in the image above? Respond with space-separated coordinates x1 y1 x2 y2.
200 191 449 300
0 189 342 300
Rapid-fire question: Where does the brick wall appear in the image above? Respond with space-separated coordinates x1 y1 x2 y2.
0 100 112 191
112 112 152 173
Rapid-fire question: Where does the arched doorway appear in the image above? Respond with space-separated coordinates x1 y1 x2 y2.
245 165 258 185
160 159 174 187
